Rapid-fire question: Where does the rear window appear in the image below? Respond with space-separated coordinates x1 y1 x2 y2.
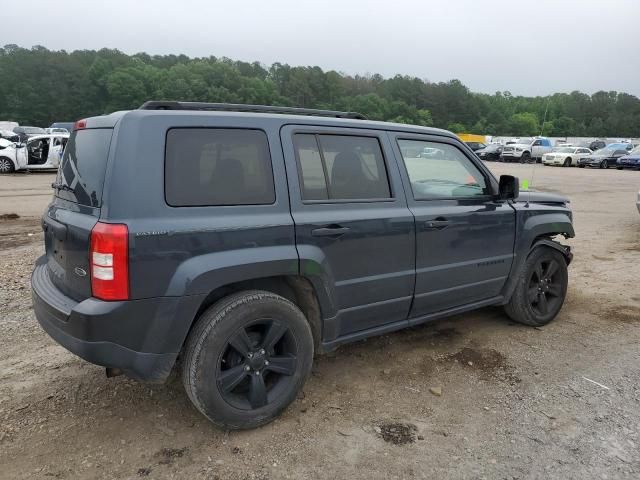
56 128 113 207
165 128 275 207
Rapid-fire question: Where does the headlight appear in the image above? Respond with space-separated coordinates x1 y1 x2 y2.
515 147 522 152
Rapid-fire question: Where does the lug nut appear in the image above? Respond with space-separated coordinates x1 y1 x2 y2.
244 365 250 371
255 371 261 376
264 360 269 366
260 349 266 355
247 352 253 359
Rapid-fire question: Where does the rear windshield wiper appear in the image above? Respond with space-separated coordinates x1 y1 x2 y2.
51 182 74 192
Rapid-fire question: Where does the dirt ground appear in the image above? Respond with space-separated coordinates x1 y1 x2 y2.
0 164 639 480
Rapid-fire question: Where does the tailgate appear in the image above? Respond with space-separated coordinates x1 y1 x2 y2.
44 127 113 301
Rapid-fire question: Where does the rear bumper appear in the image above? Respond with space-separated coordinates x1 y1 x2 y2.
31 257 204 381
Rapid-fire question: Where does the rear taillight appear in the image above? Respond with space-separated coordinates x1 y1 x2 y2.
74 119 87 130
90 222 129 301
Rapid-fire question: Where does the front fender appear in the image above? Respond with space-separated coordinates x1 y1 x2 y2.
500 209 574 303
520 211 574 247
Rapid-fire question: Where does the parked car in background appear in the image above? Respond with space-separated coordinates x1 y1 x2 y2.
45 127 70 134
0 121 19 132
0 129 20 142
13 126 46 143
543 147 592 167
31 101 574 430
0 133 69 173
418 146 445 158
501 137 554 163
475 143 503 161
616 145 640 170
465 141 486 151
49 122 75 132
589 140 606 151
577 146 628 169
607 142 636 152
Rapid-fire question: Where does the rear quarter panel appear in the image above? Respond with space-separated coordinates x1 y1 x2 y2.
100 112 298 300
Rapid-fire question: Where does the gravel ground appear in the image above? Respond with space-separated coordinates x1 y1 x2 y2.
0 164 639 480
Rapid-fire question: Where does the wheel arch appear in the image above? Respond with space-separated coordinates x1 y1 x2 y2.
182 275 324 356
501 215 574 304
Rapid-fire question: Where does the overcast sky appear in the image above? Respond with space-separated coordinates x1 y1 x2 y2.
4 0 640 97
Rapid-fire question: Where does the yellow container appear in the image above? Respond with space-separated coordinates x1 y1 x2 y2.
457 133 486 143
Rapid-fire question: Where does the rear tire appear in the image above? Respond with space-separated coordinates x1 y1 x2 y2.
0 157 15 174
599 160 607 169
182 290 314 430
504 246 568 327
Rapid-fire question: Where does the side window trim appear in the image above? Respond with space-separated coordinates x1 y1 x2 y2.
394 136 495 202
292 131 394 204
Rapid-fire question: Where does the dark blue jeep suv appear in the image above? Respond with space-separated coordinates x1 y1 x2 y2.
32 102 574 429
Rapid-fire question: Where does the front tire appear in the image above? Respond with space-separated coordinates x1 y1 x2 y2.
519 152 531 164
182 290 314 430
504 246 568 327
0 157 15 174
563 158 571 167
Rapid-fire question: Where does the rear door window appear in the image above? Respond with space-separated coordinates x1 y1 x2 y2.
165 128 275 207
57 128 113 207
293 134 391 201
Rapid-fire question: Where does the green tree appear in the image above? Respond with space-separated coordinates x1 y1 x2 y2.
508 113 539 136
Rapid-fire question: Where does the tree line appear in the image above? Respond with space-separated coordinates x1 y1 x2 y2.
1 44 639 138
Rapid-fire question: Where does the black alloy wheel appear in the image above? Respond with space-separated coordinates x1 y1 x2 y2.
182 290 314 429
527 258 563 318
504 246 568 327
218 319 297 410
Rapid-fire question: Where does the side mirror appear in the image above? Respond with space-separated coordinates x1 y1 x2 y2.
498 175 519 200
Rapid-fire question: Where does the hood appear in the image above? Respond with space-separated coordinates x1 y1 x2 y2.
620 154 640 160
515 191 569 206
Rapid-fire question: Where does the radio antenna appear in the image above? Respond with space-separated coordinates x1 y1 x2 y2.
526 97 551 207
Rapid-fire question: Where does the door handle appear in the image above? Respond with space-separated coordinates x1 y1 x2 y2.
424 218 450 230
311 225 351 237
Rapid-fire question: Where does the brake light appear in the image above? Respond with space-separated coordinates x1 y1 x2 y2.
90 222 129 301
74 119 87 130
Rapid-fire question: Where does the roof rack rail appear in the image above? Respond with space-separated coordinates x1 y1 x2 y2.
138 101 368 120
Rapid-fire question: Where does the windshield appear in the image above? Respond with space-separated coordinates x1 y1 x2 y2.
486 144 501 151
554 147 575 153
596 148 617 156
